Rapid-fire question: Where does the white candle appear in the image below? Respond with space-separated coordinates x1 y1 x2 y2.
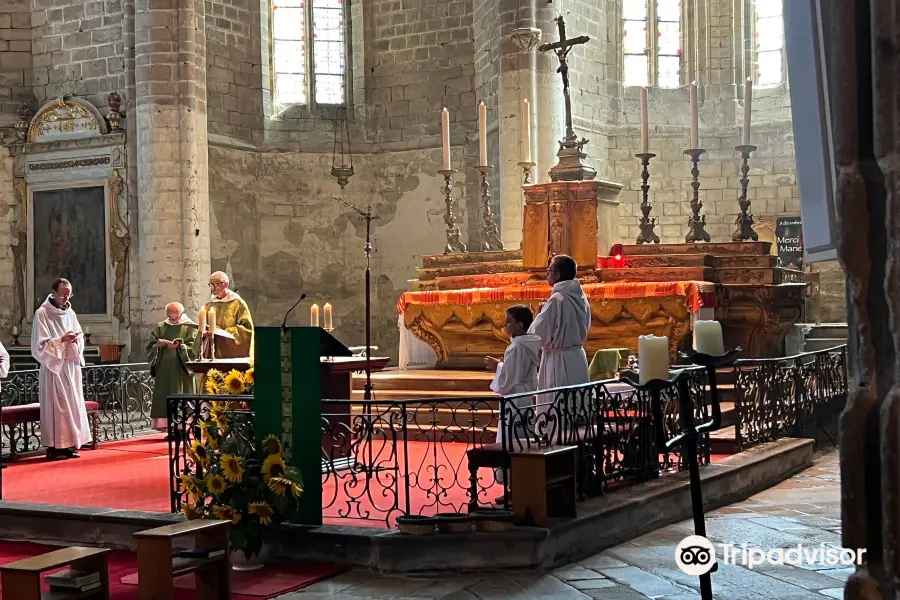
478 101 487 166
83 326 90 335
690 82 699 148
198 307 207 335
640 87 649 154
310 304 320 328
638 334 669 384
323 303 333 330
742 77 752 146
522 98 532 163
11 326 18 336
693 320 725 356
441 108 451 170
208 307 216 333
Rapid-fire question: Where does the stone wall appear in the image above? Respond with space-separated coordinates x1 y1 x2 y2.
208 143 455 358
0 147 15 338
0 0 32 128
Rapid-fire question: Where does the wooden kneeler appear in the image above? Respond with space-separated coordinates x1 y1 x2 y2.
0 546 111 600
509 445 578 527
134 519 231 600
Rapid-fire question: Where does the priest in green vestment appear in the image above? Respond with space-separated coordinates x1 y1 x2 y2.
147 302 198 432
204 271 254 358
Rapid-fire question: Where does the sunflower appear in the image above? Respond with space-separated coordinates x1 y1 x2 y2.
243 367 254 384
220 453 244 483
248 501 274 525
179 473 201 494
206 473 227 496
204 378 220 395
188 440 210 467
208 368 225 382
182 503 201 520
267 476 291 496
261 434 282 455
261 454 285 482
224 370 245 394
290 481 303 498
213 504 241 525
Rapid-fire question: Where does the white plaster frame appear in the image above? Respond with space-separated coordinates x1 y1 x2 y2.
26 177 113 324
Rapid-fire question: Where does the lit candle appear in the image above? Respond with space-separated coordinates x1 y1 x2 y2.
441 108 451 170
522 98 532 163
310 304 320 328
83 326 90 335
638 334 669 384
323 303 333 330
690 81 699 149
640 86 649 154
693 320 725 357
478 101 487 166
208 307 215 333
198 307 207 336
11 326 18 336
742 77 752 146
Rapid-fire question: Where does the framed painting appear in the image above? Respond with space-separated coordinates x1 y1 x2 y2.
28 182 110 317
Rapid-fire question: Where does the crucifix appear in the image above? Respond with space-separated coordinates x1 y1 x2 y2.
537 16 596 182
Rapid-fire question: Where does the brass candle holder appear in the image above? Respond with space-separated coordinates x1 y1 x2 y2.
635 152 659 244
476 165 504 251
684 149 710 243
517 161 536 185
438 169 467 254
732 144 759 241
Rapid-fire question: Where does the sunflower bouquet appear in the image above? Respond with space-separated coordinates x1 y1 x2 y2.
180 402 303 561
204 367 254 396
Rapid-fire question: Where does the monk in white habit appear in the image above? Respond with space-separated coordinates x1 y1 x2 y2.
31 278 92 459
0 339 9 389
529 254 591 417
203 272 254 358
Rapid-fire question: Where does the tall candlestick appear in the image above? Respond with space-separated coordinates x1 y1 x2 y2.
693 320 725 356
522 98 532 163
742 77 753 146
323 303 333 330
441 108 451 170
478 101 487 165
690 82 699 148
638 334 669 384
208 307 216 333
640 87 649 154
310 304 320 328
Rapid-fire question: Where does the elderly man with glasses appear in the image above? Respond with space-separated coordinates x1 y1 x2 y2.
203 272 254 359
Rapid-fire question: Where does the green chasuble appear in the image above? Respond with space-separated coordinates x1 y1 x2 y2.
208 294 254 358
147 321 198 419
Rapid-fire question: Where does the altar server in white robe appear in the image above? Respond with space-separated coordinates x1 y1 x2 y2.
31 278 92 459
0 339 9 388
529 254 591 419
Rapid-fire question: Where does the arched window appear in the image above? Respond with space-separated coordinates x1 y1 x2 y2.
272 0 347 108
623 0 683 88
753 0 785 86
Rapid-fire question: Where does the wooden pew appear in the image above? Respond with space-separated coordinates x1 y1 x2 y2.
134 519 231 600
0 546 111 600
509 445 578 527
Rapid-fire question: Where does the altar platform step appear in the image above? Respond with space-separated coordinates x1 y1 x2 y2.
621 254 778 269
352 369 494 398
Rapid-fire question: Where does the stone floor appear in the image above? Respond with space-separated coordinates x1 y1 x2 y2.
282 448 844 600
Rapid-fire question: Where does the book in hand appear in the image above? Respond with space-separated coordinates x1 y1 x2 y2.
49 580 102 593
177 547 226 559
45 568 100 588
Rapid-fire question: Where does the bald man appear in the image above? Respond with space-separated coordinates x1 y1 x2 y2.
204 271 254 358
147 302 198 432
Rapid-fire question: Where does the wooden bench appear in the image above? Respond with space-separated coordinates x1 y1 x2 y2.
2 402 101 459
509 445 577 527
0 545 111 600
134 519 231 600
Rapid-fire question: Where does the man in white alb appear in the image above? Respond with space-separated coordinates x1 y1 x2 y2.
0 339 8 389
529 254 592 416
31 278 92 459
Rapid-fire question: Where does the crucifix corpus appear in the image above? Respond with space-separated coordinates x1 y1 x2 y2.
538 16 597 182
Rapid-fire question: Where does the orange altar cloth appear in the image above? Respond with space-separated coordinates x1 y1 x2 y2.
398 281 716 315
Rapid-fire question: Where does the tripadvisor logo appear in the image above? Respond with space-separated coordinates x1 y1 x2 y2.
675 535 866 573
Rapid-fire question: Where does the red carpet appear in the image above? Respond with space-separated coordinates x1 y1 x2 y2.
0 541 345 599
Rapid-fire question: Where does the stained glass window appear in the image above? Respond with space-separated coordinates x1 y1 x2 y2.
754 0 784 86
272 0 347 107
623 1 682 88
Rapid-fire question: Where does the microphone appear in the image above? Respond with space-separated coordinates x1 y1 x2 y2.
282 293 307 331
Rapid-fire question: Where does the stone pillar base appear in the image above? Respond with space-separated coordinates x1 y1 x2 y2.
522 179 623 270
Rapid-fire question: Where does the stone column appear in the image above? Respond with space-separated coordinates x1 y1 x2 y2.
497 0 540 249
134 0 211 330
534 3 564 185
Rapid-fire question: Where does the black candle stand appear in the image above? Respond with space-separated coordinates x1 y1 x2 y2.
684 149 710 243
635 152 659 244
732 145 759 241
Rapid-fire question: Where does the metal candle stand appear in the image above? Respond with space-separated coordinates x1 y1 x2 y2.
635 152 659 244
477 165 504 251
438 169 467 254
732 145 759 241
684 149 710 243
517 161 536 185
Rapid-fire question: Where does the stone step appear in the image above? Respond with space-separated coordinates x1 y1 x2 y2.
619 254 779 269
411 272 534 291
709 426 741 454
351 389 497 401
352 369 494 393
621 241 772 257
805 324 849 339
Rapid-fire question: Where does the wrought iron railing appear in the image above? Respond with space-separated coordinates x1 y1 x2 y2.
0 362 153 456
733 345 847 449
167 394 255 512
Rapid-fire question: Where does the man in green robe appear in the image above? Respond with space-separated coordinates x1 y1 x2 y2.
147 302 198 432
204 271 254 358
